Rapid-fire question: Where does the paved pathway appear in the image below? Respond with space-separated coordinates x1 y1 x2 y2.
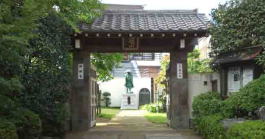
65 110 201 139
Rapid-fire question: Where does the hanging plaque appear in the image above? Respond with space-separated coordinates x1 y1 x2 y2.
78 64 84 79
122 37 139 51
177 63 183 79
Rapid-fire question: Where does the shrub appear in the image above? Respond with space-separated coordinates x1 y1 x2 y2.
0 119 18 139
192 91 223 118
0 95 17 116
227 120 265 138
224 75 265 118
195 114 225 139
141 103 164 113
41 103 69 136
9 108 41 139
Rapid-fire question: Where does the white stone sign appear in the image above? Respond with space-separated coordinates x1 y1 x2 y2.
75 39 80 48
78 64 84 79
180 39 185 48
177 63 183 79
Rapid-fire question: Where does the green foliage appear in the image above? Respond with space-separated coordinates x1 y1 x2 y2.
210 0 265 66
223 74 265 118
192 76 265 138
0 0 106 137
141 102 164 113
50 0 103 30
0 95 41 139
188 49 213 73
192 92 223 118
0 119 18 139
91 53 123 81
9 108 41 139
194 114 225 139
227 120 265 139
0 95 17 116
144 112 167 124
155 55 170 88
20 13 72 136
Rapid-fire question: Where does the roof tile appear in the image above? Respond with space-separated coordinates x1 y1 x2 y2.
81 10 209 33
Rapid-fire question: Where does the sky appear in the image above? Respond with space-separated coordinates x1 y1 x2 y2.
101 0 228 17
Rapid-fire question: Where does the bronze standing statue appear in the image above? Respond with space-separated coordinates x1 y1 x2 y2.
125 70 134 94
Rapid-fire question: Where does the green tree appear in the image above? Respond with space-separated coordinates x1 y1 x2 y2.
91 53 123 81
20 13 73 136
188 49 212 73
155 55 169 89
210 0 265 66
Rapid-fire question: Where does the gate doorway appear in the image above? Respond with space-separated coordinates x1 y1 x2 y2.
139 88 151 106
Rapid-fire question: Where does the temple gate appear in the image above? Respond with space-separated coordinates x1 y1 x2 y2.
71 9 208 131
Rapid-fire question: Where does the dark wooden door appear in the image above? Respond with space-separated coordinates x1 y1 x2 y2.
139 88 151 106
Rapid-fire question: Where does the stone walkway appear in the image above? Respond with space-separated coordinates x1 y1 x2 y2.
65 110 201 139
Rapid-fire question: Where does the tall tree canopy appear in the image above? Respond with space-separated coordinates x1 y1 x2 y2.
0 0 123 137
210 0 265 66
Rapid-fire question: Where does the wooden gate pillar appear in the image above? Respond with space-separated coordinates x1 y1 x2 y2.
169 51 189 129
71 50 91 131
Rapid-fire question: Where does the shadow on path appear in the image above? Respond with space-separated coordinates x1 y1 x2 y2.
65 110 201 139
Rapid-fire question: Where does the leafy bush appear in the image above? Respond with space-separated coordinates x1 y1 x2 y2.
141 103 164 113
41 103 69 136
223 75 265 118
192 91 223 118
227 120 265 138
0 119 18 139
0 95 17 116
9 108 41 139
195 114 225 139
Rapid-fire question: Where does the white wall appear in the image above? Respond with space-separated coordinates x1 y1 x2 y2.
188 73 220 118
99 77 151 107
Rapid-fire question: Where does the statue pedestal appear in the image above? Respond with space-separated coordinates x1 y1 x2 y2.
120 93 138 110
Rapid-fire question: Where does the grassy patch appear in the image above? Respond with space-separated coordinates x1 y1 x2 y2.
144 112 167 124
98 107 120 120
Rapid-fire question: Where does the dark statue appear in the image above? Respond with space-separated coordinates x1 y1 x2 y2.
125 71 134 93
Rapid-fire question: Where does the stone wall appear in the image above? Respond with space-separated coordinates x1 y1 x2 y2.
188 73 220 118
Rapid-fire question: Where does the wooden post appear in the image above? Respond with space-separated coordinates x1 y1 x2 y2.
169 51 189 129
71 50 91 131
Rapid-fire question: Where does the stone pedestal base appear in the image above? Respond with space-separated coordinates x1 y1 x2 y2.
121 94 138 110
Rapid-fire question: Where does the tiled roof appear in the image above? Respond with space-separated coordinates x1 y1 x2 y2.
80 10 209 33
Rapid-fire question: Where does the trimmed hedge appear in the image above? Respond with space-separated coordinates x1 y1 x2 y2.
192 91 223 118
194 114 226 139
227 120 265 138
0 119 18 139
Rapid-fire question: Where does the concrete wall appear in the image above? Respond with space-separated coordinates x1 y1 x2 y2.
99 77 151 107
188 73 220 117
